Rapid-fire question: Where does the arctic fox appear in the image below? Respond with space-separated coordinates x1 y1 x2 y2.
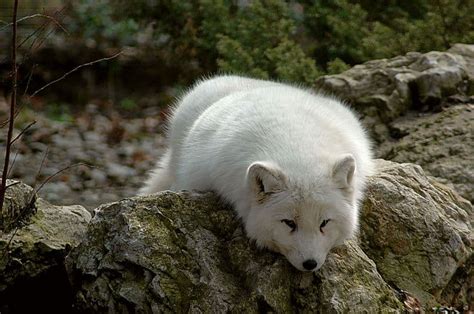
140 75 373 271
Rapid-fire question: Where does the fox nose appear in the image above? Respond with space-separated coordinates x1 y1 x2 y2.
302 259 318 270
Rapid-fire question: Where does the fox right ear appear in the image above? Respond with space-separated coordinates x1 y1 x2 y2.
246 161 286 201
332 154 356 190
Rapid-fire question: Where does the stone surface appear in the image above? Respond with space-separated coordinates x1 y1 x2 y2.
0 181 91 311
439 253 474 311
383 104 474 202
448 44 474 89
315 44 474 143
66 160 473 312
360 160 473 307
0 180 36 232
66 191 403 313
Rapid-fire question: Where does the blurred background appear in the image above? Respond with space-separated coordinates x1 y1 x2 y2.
0 0 473 209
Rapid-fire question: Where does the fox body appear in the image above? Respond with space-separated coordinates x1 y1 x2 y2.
140 75 373 271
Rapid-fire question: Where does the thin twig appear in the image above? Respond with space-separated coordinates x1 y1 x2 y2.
30 51 123 97
32 27 58 52
0 104 24 129
2 228 19 258
10 120 37 145
32 148 49 189
0 0 19 214
0 13 69 34
33 162 96 197
26 147 49 207
7 151 19 177
17 8 66 50
0 8 66 90
16 15 49 50
23 64 37 96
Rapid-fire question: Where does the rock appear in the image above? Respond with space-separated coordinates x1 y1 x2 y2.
315 45 473 142
0 180 36 232
383 104 474 202
439 253 474 312
0 181 91 312
66 191 403 313
300 240 403 312
360 160 473 307
66 160 473 311
448 44 474 92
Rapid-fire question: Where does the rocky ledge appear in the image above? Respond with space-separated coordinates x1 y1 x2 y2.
63 160 471 312
1 160 472 313
0 180 91 313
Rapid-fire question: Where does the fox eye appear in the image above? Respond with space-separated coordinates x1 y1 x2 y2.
281 219 297 232
320 219 331 233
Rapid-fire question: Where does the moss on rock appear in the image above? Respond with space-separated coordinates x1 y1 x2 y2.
67 190 404 312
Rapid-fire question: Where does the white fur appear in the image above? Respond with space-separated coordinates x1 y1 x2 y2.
140 75 374 271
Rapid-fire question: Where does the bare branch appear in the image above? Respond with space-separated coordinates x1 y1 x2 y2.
0 0 19 214
30 51 123 97
17 17 49 50
7 151 19 177
2 228 19 258
33 162 96 196
0 13 69 34
32 27 58 51
33 148 50 189
0 104 24 128
11 120 37 145
17 8 66 51
23 64 37 96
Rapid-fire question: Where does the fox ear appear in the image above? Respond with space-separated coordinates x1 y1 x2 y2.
247 161 286 199
332 154 356 190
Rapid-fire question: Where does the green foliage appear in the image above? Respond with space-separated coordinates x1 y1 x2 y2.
361 0 474 59
69 0 139 47
214 0 320 83
303 0 371 66
68 0 474 85
303 0 474 66
326 58 351 75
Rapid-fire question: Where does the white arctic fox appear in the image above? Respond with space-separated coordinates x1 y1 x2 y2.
140 75 373 271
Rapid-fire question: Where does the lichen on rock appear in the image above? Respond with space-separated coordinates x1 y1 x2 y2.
315 44 474 143
383 104 474 202
66 191 404 313
0 180 91 312
360 160 472 307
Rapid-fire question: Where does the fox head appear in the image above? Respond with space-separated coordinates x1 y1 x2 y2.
243 155 358 271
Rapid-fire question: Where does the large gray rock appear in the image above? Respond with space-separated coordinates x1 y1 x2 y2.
66 159 473 312
0 180 91 311
66 192 403 313
360 160 473 307
383 104 474 202
448 44 474 86
315 44 473 142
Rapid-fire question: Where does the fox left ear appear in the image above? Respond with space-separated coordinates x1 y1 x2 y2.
332 154 356 190
247 161 286 201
